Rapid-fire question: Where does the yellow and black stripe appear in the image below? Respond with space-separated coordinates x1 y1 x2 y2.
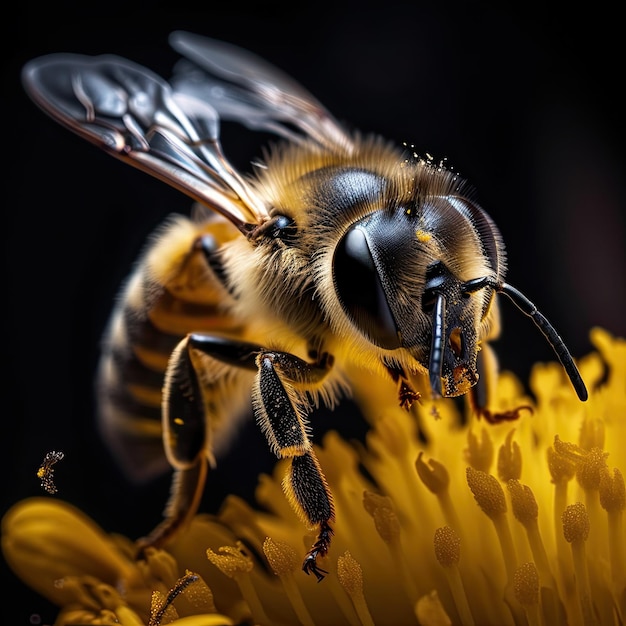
97 213 242 482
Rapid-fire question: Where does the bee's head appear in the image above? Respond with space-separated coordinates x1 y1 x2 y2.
332 188 506 398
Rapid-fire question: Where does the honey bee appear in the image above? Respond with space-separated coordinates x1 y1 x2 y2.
22 32 587 580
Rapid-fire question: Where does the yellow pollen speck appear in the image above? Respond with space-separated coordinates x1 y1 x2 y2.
507 480 538 526
466 467 507 518
513 562 539 606
415 229 432 243
562 502 590 543
433 526 460 567
263 537 298 575
174 418 184 426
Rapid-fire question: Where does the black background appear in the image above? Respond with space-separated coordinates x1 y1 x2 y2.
3 3 625 624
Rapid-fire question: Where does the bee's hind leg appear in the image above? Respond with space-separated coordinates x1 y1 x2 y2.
135 459 208 554
136 335 220 555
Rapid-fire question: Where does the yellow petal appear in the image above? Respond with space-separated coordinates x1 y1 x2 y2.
1 497 141 605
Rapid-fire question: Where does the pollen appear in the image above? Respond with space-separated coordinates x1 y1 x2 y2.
415 229 432 243
507 479 538 526
547 444 577 484
206 542 253 578
433 526 460 567
338 551 375 626
337 550 363 595
513 562 539 607
562 502 590 543
262 537 298 576
576 446 609 491
466 467 507 519
599 467 626 512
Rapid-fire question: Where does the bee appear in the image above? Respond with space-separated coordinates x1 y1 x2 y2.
22 32 587 581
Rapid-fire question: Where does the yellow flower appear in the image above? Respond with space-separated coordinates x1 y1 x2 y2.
2 328 625 625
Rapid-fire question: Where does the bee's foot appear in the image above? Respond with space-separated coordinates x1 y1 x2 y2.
302 553 328 582
302 521 333 582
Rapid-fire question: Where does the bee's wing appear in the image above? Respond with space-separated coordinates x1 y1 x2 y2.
22 53 269 229
168 31 354 152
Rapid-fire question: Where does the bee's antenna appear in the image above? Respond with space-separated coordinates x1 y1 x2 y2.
429 292 446 398
496 282 588 401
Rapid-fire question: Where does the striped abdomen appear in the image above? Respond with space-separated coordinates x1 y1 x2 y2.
97 213 243 482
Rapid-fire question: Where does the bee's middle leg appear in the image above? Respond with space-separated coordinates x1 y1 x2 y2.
253 350 335 581
189 336 336 579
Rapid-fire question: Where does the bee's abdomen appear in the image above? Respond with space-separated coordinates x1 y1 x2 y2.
97 215 241 482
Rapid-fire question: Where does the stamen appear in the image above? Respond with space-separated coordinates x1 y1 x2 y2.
206 542 270 625
148 571 217 626
143 546 179 587
576 448 609 492
497 430 521 482
508 480 561 623
416 453 462 535
415 590 455 625
599 468 626 610
547 444 578 484
362 491 418 605
466 467 507 520
150 589 178 624
579 418 605 451
547 441 579 585
567 443 608 568
599 467 626 513
507 480 551 576
337 551 375 626
263 537 315 626
466 467 521 621
464 428 494 472
434 526 474 626
561 503 597 626
513 562 541 626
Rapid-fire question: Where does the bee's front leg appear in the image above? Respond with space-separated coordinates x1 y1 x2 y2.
254 350 335 581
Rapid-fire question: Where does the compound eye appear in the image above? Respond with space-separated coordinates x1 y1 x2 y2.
333 225 400 349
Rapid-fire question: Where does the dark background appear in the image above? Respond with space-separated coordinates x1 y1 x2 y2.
3 3 625 624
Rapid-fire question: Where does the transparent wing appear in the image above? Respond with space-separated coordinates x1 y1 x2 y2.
168 31 354 152
22 53 269 230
